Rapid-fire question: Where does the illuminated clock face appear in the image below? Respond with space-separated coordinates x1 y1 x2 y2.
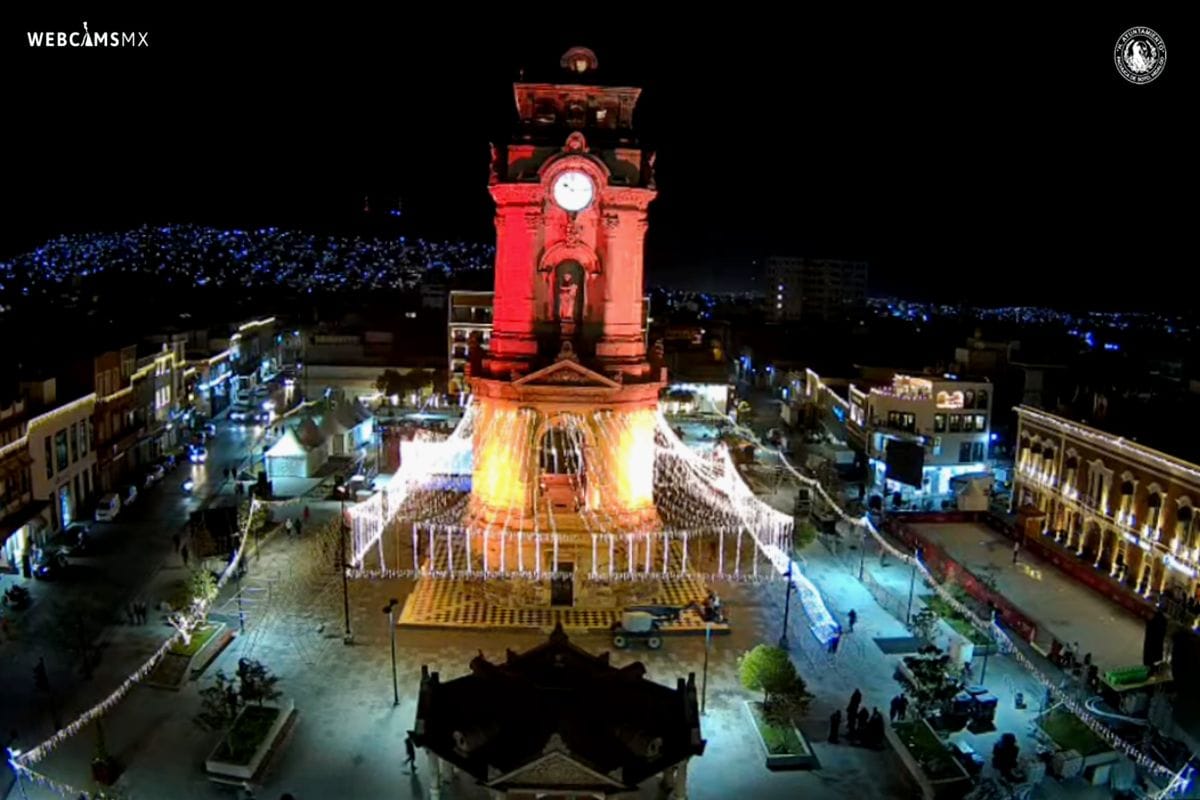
552 171 594 212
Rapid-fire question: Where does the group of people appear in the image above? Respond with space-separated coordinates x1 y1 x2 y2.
828 688 886 748
699 589 724 623
125 600 152 625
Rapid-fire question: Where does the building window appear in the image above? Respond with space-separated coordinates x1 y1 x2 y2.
972 442 985 462
1146 492 1163 532
44 436 53 479
976 389 989 409
70 423 78 463
974 414 986 431
55 430 69 473
959 442 973 463
949 415 963 432
934 414 945 433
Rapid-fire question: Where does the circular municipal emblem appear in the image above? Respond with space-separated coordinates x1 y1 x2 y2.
1114 27 1166 84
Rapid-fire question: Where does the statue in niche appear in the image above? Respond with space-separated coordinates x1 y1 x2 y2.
558 271 579 322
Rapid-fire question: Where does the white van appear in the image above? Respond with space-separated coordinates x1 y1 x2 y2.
94 493 122 522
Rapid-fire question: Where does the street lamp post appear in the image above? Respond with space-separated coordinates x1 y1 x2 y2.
778 562 794 649
339 486 353 645
858 530 867 580
383 598 400 706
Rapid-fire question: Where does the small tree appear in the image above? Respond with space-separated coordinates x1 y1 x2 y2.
48 601 102 678
739 645 811 723
904 645 959 718
194 669 244 748
794 520 819 551
911 607 939 644
189 569 218 608
237 658 281 707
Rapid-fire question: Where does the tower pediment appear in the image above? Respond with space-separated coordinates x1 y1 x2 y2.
513 359 621 389
485 750 626 790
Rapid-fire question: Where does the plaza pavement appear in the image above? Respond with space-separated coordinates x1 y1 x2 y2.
905 522 1146 672
14 499 1111 800
7 413 1127 799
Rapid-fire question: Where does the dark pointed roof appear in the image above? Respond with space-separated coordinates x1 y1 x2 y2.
412 624 704 791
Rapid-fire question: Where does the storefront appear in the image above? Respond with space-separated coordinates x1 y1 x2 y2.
1 502 50 576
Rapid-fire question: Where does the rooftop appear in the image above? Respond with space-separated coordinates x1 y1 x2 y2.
412 624 704 791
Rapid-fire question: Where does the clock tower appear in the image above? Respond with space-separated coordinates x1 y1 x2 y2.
470 46 665 531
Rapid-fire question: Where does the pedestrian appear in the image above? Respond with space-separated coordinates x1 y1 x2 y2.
285 519 294 537
897 693 909 720
828 709 842 743
856 707 869 742
867 708 884 749
404 734 417 773
173 532 181 553
126 603 136 625
889 695 901 722
0 615 9 641
828 631 840 654
181 544 190 567
847 609 857 633
1012 539 1021 565
294 518 302 537
303 505 311 524
847 688 862 735
137 601 147 625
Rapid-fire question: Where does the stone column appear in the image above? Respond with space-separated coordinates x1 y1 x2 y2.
428 752 443 800
672 758 690 800
658 764 674 794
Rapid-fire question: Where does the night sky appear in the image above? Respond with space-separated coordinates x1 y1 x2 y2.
0 10 1189 306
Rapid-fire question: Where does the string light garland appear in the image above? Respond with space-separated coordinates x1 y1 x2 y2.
12 498 265 772
725 416 1186 788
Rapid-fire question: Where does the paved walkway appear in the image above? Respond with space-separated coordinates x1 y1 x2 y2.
908 522 1146 672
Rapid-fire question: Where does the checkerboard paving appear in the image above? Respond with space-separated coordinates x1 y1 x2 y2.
398 568 727 633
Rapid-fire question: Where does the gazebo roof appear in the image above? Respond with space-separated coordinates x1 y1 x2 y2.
411 624 704 791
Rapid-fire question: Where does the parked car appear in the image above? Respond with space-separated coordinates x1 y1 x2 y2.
94 493 122 522
189 444 208 464
121 485 138 506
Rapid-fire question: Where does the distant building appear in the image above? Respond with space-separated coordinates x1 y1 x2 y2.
765 256 868 322
411 623 705 799
0 395 52 573
804 368 993 504
447 290 494 395
1014 406 1200 611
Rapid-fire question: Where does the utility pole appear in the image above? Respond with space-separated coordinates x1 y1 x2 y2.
384 598 400 706
340 486 353 644
778 562 794 649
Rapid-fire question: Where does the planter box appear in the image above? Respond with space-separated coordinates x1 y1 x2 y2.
206 699 295 781
886 719 971 800
189 623 234 680
742 701 819 771
145 622 231 690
